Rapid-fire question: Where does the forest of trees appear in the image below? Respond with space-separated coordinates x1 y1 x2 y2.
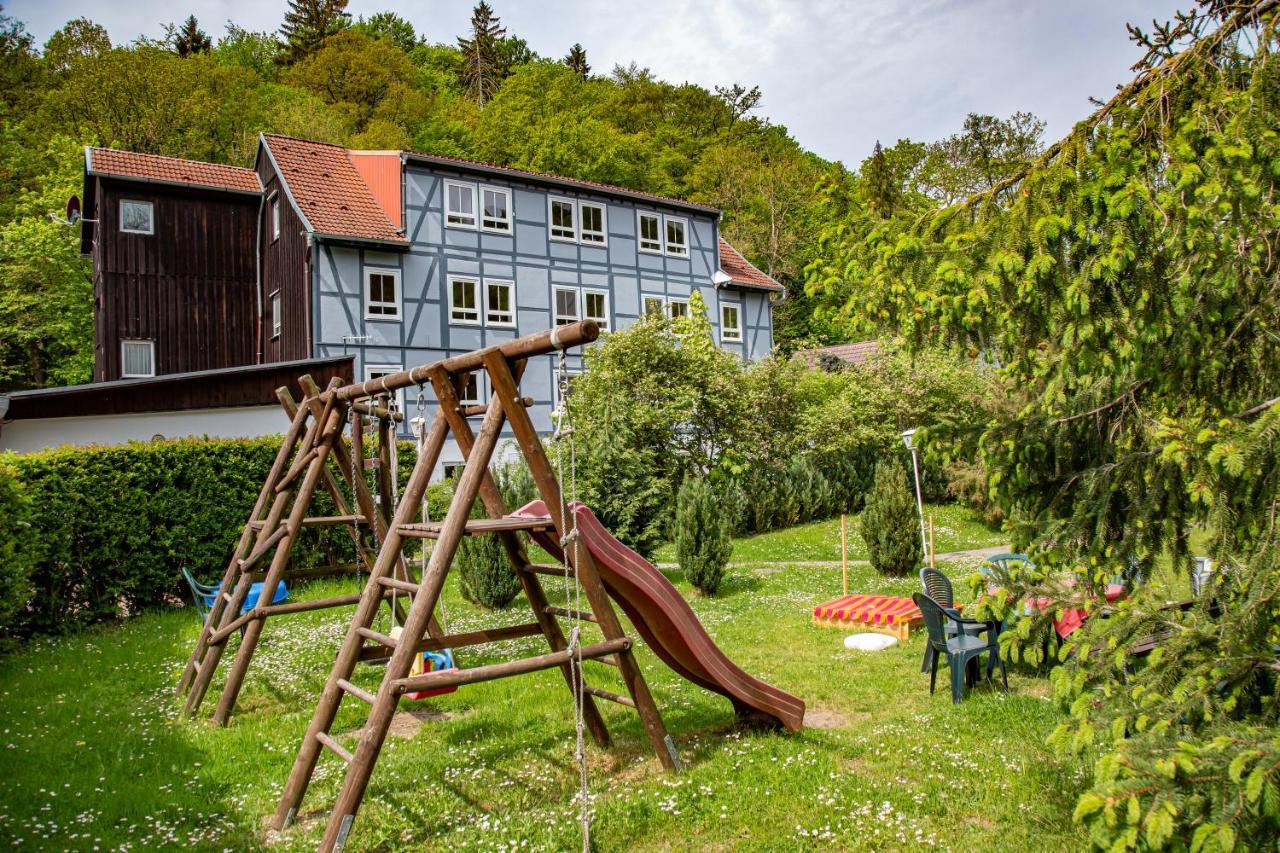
0 0 1045 392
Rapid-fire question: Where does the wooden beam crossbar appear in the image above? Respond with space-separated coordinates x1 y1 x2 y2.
394 638 630 695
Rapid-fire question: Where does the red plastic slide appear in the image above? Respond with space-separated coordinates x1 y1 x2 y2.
511 500 805 732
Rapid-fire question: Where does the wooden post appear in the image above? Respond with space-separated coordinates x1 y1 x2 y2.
482 350 679 773
315 397 508 853
929 515 935 567
271 410 450 833
841 514 848 596
428 364 611 749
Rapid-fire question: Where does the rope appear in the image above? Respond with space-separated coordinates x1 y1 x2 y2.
553 347 590 852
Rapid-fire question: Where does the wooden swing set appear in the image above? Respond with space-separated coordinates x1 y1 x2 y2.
179 321 683 851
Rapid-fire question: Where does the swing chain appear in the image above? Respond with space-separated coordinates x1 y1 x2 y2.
553 345 590 853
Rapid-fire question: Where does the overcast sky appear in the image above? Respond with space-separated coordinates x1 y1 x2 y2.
8 0 1181 166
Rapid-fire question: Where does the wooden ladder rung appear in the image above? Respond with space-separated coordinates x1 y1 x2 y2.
544 605 598 624
356 627 398 649
336 678 376 706
582 684 636 708
315 731 353 764
377 576 420 594
523 563 571 577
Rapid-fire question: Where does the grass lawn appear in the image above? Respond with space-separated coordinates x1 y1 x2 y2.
0 511 1087 852
654 501 1007 565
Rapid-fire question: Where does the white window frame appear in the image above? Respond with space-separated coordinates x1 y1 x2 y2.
444 179 478 229
582 288 610 332
578 201 607 246
664 216 689 258
548 197 577 242
270 290 282 339
119 200 154 235
120 339 155 378
667 297 689 319
484 278 516 328
720 300 743 342
480 185 512 234
364 267 402 321
553 285 580 326
458 371 482 406
642 295 666 317
448 276 481 325
365 364 405 416
269 193 280 241
637 211 663 254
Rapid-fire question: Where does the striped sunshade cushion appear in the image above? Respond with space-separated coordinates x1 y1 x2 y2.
813 594 921 626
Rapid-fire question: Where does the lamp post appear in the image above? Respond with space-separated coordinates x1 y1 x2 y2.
901 428 928 563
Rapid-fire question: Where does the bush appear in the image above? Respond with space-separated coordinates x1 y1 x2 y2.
860 459 923 576
674 477 732 594
0 437 351 637
455 457 531 610
0 461 35 639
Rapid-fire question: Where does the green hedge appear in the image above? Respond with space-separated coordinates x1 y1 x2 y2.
0 437 363 639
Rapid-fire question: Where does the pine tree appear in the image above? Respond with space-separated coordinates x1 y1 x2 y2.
862 141 899 219
860 459 921 576
675 477 732 595
278 0 349 65
456 1 506 106
563 43 590 79
173 16 211 57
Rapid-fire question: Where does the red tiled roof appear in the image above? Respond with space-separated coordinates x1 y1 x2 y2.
262 134 405 244
87 148 260 194
718 238 783 292
403 149 720 216
796 341 881 368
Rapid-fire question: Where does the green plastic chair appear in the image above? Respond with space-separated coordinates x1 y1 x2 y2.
979 552 1033 576
919 567 987 673
914 592 1007 703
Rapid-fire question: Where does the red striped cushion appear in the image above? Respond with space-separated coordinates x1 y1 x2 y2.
813 595 921 625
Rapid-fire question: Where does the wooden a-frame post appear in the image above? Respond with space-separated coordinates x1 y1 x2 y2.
268 322 678 852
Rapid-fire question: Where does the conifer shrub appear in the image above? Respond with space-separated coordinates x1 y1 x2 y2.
455 457 531 610
860 459 922 576
0 461 35 641
674 476 732 595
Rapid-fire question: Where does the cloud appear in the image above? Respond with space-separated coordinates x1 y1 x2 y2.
8 0 1177 165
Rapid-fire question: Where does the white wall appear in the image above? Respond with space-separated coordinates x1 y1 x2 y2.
0 405 287 453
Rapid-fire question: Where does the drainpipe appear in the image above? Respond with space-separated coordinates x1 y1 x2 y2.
254 191 265 364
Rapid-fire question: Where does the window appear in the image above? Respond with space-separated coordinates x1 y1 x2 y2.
549 198 576 241
445 180 477 228
583 289 609 332
269 194 280 241
121 339 154 377
481 187 512 233
668 298 689 319
579 202 606 245
638 212 662 253
665 217 688 257
449 276 480 324
443 462 465 480
119 200 154 235
485 279 515 327
720 302 742 342
270 290 282 339
643 295 665 317
554 286 579 326
458 372 481 405
366 365 404 416
365 268 401 320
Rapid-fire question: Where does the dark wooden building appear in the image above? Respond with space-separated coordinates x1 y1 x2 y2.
81 148 263 382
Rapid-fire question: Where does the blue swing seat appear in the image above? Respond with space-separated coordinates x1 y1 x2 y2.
182 566 288 622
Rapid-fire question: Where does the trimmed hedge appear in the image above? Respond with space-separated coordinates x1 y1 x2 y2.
0 436 393 639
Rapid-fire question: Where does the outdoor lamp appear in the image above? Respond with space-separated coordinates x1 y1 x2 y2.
901 428 928 562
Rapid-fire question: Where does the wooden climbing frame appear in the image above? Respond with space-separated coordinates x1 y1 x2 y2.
175 373 434 725
267 321 678 852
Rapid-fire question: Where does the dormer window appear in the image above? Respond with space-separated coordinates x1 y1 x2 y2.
120 200 154 235
445 180 477 228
